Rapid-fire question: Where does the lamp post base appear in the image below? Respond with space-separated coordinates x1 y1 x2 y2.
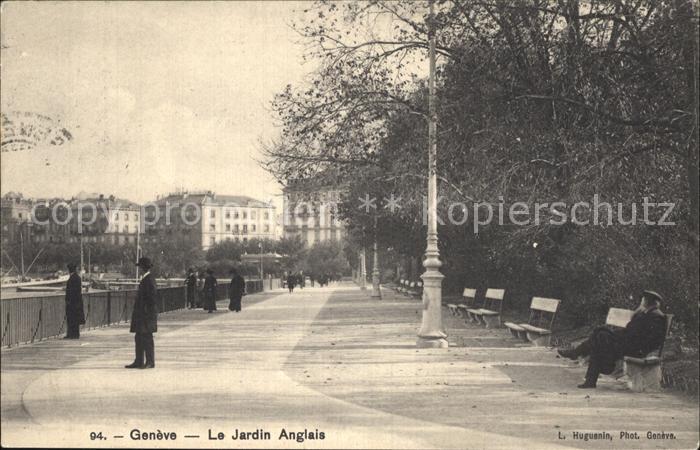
416 336 449 348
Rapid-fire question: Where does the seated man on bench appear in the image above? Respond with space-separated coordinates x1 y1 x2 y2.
557 290 666 389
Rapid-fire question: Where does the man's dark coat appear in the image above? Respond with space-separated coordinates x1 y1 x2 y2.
130 272 158 333
65 272 85 325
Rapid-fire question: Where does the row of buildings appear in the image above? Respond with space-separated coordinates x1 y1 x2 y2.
1 184 346 251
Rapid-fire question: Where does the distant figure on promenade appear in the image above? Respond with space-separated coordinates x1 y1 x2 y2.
185 268 197 309
286 273 296 294
558 290 666 388
125 257 158 369
64 263 85 339
228 268 246 312
203 269 218 313
197 272 205 308
299 272 305 289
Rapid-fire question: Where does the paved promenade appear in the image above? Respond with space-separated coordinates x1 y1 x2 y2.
1 284 698 449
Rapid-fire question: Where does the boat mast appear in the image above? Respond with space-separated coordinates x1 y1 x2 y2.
135 217 140 280
20 229 25 278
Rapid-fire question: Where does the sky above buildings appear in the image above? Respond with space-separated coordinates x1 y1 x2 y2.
1 1 312 208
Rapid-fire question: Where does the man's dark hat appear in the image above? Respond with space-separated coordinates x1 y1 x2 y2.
67 263 77 271
135 257 153 269
643 290 663 303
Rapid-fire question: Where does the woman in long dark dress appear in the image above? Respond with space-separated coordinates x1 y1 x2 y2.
203 269 218 312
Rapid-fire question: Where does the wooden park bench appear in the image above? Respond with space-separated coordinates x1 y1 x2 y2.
409 280 423 299
406 281 416 297
617 309 674 392
581 307 673 392
504 297 561 347
396 279 406 294
465 289 505 328
447 288 476 319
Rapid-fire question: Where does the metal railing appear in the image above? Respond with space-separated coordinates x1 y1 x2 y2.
1 279 272 348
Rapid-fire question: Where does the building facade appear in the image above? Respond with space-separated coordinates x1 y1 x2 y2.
0 192 33 247
144 190 277 250
30 194 141 245
282 181 345 246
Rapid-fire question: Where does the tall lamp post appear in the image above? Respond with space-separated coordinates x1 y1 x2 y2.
417 0 448 348
259 242 264 283
371 216 381 298
359 247 367 290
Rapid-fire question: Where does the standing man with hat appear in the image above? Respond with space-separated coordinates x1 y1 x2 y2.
64 262 85 339
557 290 667 388
126 257 158 369
185 268 197 309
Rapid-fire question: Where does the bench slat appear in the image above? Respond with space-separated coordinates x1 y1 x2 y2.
504 322 525 332
485 288 504 300
477 309 499 316
606 307 634 328
462 288 477 298
520 324 551 335
624 355 661 366
531 297 560 313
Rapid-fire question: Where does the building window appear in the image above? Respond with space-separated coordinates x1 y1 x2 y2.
234 224 240 233
124 224 129 233
114 213 119 221
252 224 256 232
235 237 240 242
242 224 248 234
210 209 216 218
234 210 239 219
243 237 248 242
264 212 269 220
242 211 247 219
225 224 231 232
125 213 129 220
210 224 216 232
251 211 257 220
210 236 215 245
225 210 230 219
264 224 270 232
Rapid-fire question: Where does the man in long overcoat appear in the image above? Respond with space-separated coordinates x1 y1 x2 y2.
64 263 85 339
125 257 158 369
228 268 246 312
203 269 218 313
558 290 667 388
286 273 296 294
185 268 197 309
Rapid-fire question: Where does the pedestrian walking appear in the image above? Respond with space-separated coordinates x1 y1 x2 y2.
196 272 205 308
125 257 157 369
64 263 85 339
228 268 246 312
203 269 218 312
286 273 296 293
185 268 197 309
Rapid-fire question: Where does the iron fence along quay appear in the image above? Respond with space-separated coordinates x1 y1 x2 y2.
1 279 269 348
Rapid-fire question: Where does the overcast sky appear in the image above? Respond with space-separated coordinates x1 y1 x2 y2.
1 1 313 208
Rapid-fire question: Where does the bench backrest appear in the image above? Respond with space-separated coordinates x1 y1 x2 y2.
606 308 634 328
483 288 505 313
528 297 561 330
416 281 423 288
462 288 477 307
410 281 416 288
